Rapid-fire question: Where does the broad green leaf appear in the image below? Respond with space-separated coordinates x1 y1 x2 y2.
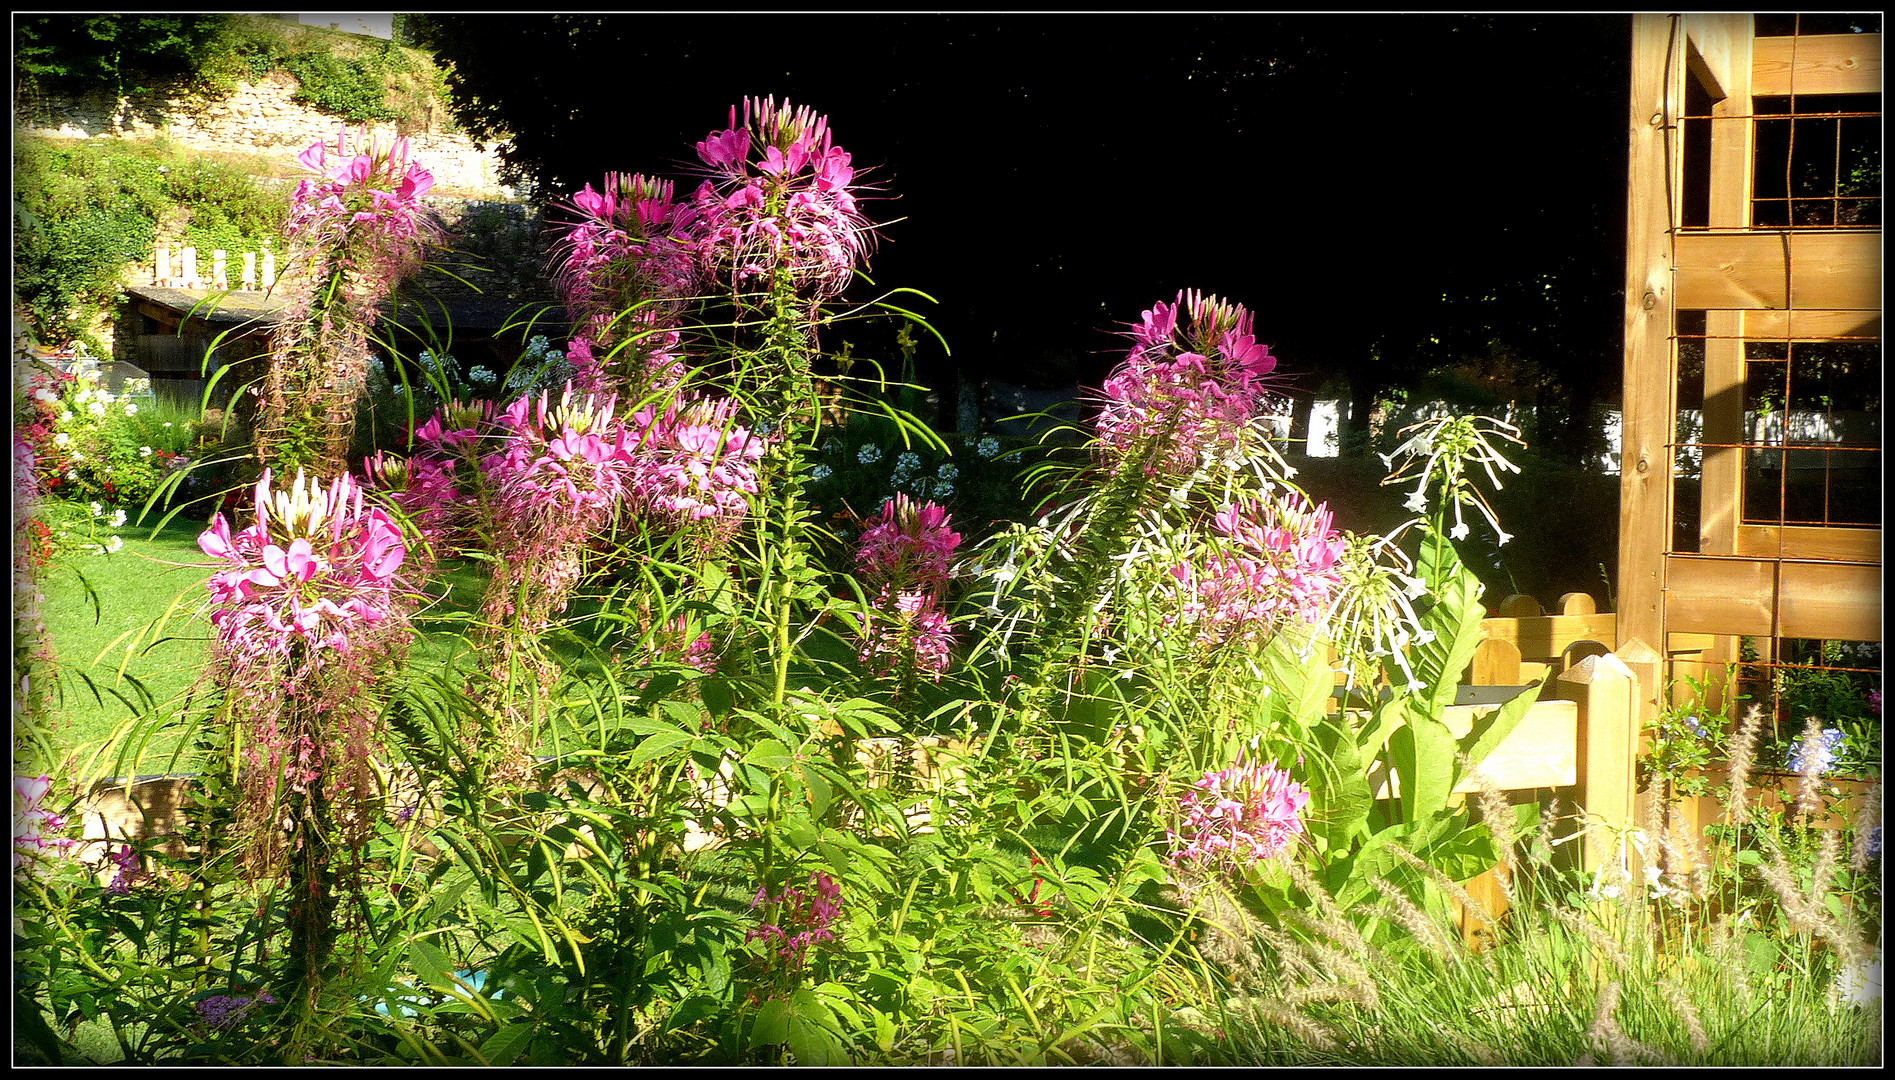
742 739 796 772
1453 680 1544 790
625 729 694 769
750 998 791 1047
476 1022 534 1066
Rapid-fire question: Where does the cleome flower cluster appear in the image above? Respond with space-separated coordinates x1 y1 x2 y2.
747 870 843 969
1167 754 1311 871
1098 290 1280 479
199 469 408 659
854 495 962 683
1165 492 1347 651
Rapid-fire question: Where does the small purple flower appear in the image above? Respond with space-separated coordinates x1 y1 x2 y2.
194 990 274 1031
1682 713 1709 739
103 843 152 895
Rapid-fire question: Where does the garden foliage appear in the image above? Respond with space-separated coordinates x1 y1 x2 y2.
12 96 1881 1066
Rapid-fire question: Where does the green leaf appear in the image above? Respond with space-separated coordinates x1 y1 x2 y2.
476 1022 534 1066
625 729 694 769
800 764 832 820
750 998 792 1047
742 738 795 771
1453 681 1544 790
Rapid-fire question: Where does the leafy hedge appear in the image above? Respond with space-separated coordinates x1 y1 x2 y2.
12 135 286 351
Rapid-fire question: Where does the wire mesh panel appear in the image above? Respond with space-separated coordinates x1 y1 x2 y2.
1625 14 1882 766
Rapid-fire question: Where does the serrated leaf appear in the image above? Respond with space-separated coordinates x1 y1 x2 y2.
742 739 795 771
1454 680 1544 789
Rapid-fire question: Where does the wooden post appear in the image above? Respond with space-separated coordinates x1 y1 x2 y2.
242 252 258 291
1618 14 1685 658
1694 14 1754 726
212 249 228 290
263 251 277 290
180 247 199 289
1555 650 1643 872
154 244 170 286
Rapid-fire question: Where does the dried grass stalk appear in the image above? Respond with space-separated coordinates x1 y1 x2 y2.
1659 972 1710 1054
1725 706 1764 827
1851 782 1882 873
1792 716 1828 821
1390 843 1494 930
1363 874 1457 963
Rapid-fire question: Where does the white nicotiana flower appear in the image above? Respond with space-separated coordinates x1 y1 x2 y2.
1449 521 1470 541
977 437 1001 458
857 444 882 465
1403 490 1429 514
809 464 833 482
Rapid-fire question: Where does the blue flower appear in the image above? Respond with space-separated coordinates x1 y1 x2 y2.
1785 727 1846 775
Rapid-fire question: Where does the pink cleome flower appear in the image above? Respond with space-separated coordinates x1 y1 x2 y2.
624 394 766 535
286 126 438 278
747 870 843 967
1167 756 1310 870
198 469 409 660
14 774 77 872
689 97 875 302
1096 291 1279 478
858 588 957 681
854 494 962 594
1167 493 1346 649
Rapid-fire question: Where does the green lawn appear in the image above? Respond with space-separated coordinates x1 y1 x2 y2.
36 516 217 776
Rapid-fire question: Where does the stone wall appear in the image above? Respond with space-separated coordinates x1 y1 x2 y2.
16 72 513 199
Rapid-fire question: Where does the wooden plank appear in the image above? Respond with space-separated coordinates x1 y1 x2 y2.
1666 632 1719 654
1751 33 1883 97
1471 637 1523 686
1741 309 1882 340
1481 612 1620 661
1734 524 1882 563
1674 232 1883 311
1699 310 1745 556
1665 554 1884 640
1555 653 1642 872
1684 14 1747 99
1620 15 1684 658
1779 561 1884 642
1556 592 1599 616
1371 699 1579 797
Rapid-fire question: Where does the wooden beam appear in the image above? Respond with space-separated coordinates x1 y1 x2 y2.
1752 33 1883 96
1620 14 1685 657
1480 612 1620 662
1741 309 1882 340
1674 232 1883 311
1734 524 1881 564
1684 14 1748 99
1665 554 1883 641
1370 700 1579 797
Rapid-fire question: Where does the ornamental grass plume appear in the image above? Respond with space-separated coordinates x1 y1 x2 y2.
1096 290 1280 480
1167 754 1310 872
255 127 442 476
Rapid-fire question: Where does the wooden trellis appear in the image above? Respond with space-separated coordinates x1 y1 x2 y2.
1620 14 1882 742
